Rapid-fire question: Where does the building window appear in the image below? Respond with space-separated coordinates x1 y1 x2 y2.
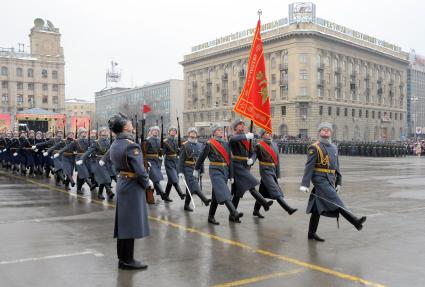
52 70 58 80
16 68 23 77
359 109 362 118
42 84 48 91
378 111 381 118
1 67 7 75
395 113 398 120
28 95 34 107
299 87 308 96
336 107 340 116
28 83 34 90
17 95 23 105
17 82 23 90
42 96 48 104
319 105 323 115
271 90 276 101
2 81 8 89
52 84 58 92
366 110 369 118
1 94 8 104
352 109 355 117
299 69 308 80
317 87 323 98
372 111 375 119
299 54 308 64
27 69 33 77
271 74 276 84
344 108 348 117
42 69 48 78
53 96 58 104
271 107 275 117
281 106 286 116
400 113 403 120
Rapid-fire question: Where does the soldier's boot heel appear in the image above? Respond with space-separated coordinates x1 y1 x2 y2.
339 208 366 231
85 179 96 191
98 185 105 200
208 199 219 225
224 200 243 223
172 182 186 200
252 201 264 218
198 192 211 206
249 189 273 211
308 212 324 242
276 197 297 215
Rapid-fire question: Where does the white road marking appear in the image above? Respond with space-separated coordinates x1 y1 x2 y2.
0 249 104 265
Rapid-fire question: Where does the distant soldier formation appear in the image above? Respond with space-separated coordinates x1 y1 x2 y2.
5 115 425 269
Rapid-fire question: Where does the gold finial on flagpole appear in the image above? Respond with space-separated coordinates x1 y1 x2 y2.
257 9 262 20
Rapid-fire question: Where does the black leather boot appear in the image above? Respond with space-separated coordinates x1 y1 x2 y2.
276 197 297 215
98 185 105 200
173 182 186 200
253 201 264 218
225 200 243 223
184 191 193 212
76 178 84 194
338 208 367 231
198 191 211 206
64 179 70 191
118 239 147 270
229 196 241 222
249 189 274 211
55 172 61 186
105 185 114 200
308 212 325 242
154 182 171 202
164 182 173 200
208 196 219 225
85 178 96 191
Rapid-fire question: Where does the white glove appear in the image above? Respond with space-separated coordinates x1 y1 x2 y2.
99 160 105 166
335 185 341 193
13 152 18 157
34 149 39 152
148 179 154 189
43 152 48 157
299 186 309 193
31 145 37 150
194 170 200 180
158 156 163 161
178 173 184 178
2 148 6 152
0 150 2 154
229 178 234 184
53 153 59 158
245 132 254 140
76 160 83 166
247 158 254 166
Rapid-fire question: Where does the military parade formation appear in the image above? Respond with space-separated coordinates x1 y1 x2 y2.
0 114 375 270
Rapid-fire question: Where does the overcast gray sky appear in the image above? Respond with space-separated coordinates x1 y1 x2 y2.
2 0 424 101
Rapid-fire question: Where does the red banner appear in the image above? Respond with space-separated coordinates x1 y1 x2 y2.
0 113 11 131
70 116 90 133
233 19 272 133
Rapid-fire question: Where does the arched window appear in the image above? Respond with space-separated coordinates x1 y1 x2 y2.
27 68 34 77
16 68 23 77
1 66 8 76
42 69 48 78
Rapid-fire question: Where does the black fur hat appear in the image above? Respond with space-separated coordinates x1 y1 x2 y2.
108 113 129 134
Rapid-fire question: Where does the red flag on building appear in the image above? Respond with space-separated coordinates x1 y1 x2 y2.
233 18 272 133
142 104 152 113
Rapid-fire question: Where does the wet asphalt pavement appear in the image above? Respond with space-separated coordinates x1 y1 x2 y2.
0 155 424 287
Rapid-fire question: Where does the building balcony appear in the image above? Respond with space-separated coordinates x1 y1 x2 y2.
280 78 288 87
280 63 288 71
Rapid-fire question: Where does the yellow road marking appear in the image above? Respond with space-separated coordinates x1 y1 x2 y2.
210 268 305 287
1 171 386 287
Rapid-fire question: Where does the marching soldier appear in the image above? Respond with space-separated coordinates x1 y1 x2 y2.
58 128 96 194
253 129 297 218
81 127 115 200
300 122 367 242
51 131 76 190
87 129 99 187
195 124 243 225
108 113 153 270
229 119 273 222
163 127 185 201
34 131 45 176
178 127 211 211
0 131 6 167
142 126 169 201
35 130 63 184
21 130 36 177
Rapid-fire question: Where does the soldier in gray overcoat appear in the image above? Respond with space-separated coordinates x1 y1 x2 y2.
253 129 297 218
59 128 96 194
142 126 168 201
178 127 211 211
300 122 367 242
50 132 75 190
195 124 243 225
81 127 114 200
229 119 273 222
109 113 153 270
163 127 185 201
36 130 64 185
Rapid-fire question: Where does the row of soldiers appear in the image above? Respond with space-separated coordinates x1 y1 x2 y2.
278 140 409 157
107 114 367 269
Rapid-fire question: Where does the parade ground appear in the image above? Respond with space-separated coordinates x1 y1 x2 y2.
0 155 424 287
